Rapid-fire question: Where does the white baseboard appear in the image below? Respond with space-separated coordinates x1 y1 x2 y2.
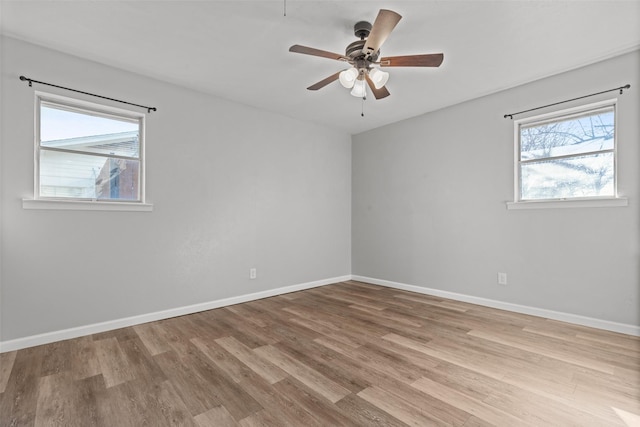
351 275 640 337
3 273 637 353
0 275 351 353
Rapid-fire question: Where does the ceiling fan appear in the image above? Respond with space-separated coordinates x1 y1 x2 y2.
289 9 444 100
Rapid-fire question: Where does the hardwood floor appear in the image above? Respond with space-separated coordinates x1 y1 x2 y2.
1 280 639 426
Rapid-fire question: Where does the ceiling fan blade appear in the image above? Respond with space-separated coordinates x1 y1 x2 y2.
380 53 444 67
363 9 402 58
364 74 390 100
289 44 348 61
307 71 342 91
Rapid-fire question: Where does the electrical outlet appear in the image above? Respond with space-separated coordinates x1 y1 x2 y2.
250 268 257 279
497 272 508 286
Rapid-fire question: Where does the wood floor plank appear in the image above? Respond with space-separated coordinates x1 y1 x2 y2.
213 315 272 350
215 336 288 384
94 380 155 427
349 304 424 328
34 372 77 427
186 343 263 421
375 375 472 426
483 383 625 426
358 385 454 426
91 326 138 342
0 346 45 426
141 380 198 427
221 308 278 347
195 405 239 427
118 336 168 386
153 350 223 416
41 340 72 377
2 281 639 426
188 311 241 346
467 328 616 374
272 337 369 393
191 337 256 384
253 344 350 403
272 377 356 426
321 334 447 385
0 351 17 393
292 314 388 350
290 317 364 349
133 323 172 356
312 288 387 311
334 393 409 427
611 407 640 427
34 371 104 427
237 374 323 427
257 321 322 347
237 409 289 427
94 337 136 388
156 316 200 355
224 304 268 328
69 375 104 427
411 376 530 427
571 381 640 419
70 336 102 381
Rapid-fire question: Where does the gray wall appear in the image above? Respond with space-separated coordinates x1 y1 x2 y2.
1 37 351 342
2 35 638 344
353 50 639 326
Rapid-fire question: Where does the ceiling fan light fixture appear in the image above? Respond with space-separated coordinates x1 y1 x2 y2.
289 9 445 101
350 78 367 98
368 68 389 89
339 67 358 88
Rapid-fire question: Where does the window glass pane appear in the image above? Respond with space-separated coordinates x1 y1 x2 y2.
520 109 614 161
40 150 140 200
520 152 614 200
41 105 139 158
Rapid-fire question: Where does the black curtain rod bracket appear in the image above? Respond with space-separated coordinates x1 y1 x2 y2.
19 75 157 113
504 84 630 119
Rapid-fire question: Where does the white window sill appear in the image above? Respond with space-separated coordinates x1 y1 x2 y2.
506 197 628 210
23 199 153 212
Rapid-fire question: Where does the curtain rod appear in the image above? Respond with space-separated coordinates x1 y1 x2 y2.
19 76 157 113
503 84 630 119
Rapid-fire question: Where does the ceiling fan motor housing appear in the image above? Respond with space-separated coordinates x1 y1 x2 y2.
346 21 379 63
353 21 372 39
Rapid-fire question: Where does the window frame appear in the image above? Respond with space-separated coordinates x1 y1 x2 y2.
509 98 626 209
26 92 151 211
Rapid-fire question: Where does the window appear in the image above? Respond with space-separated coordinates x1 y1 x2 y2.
514 100 618 203
35 93 145 203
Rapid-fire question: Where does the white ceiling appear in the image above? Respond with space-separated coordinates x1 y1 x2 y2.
2 1 639 135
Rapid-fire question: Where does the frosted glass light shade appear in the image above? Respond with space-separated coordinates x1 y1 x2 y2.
339 68 358 88
368 68 389 89
350 79 366 98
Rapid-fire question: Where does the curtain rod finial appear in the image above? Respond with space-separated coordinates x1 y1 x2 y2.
19 75 32 86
